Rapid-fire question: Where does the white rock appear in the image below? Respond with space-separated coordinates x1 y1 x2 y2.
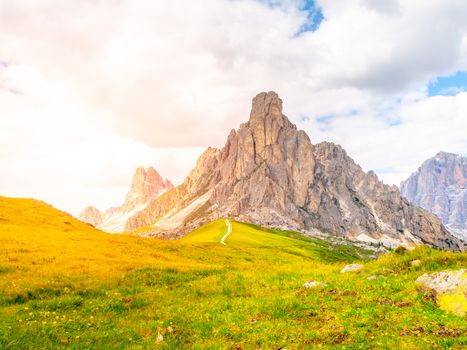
303 281 327 289
415 269 466 316
367 275 383 280
341 264 364 273
156 333 164 343
415 269 466 295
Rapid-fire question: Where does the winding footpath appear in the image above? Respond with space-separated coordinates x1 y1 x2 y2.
220 219 232 245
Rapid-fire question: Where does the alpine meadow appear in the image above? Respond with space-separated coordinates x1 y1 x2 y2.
1 197 466 349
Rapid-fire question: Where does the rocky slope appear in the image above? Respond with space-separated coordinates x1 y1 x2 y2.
125 92 464 251
79 167 173 233
400 152 466 241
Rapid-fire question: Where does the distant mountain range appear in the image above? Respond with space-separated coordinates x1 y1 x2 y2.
79 92 464 251
401 152 466 241
79 167 173 232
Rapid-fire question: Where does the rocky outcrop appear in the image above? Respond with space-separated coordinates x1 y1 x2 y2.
79 167 173 233
400 152 466 241
78 206 102 227
126 91 464 251
415 269 466 316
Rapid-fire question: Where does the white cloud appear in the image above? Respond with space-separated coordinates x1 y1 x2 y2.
298 92 467 186
0 0 466 214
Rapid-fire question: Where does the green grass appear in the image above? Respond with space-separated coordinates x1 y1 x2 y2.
181 219 227 243
183 220 372 263
0 197 466 349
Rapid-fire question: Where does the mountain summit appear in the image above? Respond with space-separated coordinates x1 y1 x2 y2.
121 166 173 212
401 151 466 241
126 92 463 251
79 166 173 232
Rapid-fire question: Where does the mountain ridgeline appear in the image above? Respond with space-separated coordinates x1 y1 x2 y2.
79 167 173 232
401 152 466 241
118 92 463 251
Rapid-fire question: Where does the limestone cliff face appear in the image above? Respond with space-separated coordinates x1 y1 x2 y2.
401 152 467 241
309 143 459 249
79 167 173 233
126 92 464 251
206 92 315 230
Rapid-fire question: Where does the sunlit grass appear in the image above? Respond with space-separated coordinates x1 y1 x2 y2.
181 220 227 243
0 196 466 349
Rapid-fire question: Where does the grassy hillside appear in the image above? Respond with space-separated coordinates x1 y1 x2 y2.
0 196 466 349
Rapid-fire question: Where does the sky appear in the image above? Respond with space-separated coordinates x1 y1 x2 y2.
1 0 466 216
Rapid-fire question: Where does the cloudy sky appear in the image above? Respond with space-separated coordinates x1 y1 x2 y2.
1 0 466 216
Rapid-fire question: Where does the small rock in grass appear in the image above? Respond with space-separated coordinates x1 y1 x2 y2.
415 269 466 316
340 264 364 273
166 326 173 333
367 275 383 280
410 259 422 267
303 281 327 289
156 333 164 343
248 317 258 324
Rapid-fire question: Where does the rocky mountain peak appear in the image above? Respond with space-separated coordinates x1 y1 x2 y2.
125 92 463 251
124 166 168 208
131 166 163 191
435 151 458 160
249 91 283 122
78 206 102 227
401 152 467 240
246 91 297 157
79 166 173 233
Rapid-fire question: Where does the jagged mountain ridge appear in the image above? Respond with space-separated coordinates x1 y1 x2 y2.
125 91 463 251
79 166 173 233
401 152 467 241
